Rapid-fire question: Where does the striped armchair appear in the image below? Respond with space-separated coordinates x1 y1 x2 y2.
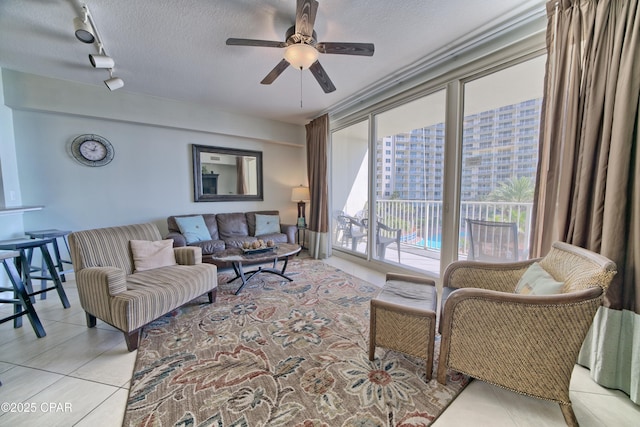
437 241 617 426
69 223 218 351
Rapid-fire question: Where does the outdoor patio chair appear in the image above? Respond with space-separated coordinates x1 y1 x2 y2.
363 218 401 262
466 218 518 262
338 215 367 251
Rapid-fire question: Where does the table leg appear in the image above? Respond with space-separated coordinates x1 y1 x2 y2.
40 246 70 308
230 255 295 295
2 259 46 337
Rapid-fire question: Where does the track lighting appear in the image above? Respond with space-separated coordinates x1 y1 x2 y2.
104 70 124 91
89 53 114 68
73 8 95 44
73 4 124 91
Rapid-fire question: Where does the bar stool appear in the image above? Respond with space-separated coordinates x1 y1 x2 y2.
25 229 74 300
0 237 70 309
0 250 46 337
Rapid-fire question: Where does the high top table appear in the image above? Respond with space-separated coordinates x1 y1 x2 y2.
0 238 70 310
210 243 301 295
25 229 74 299
0 250 46 337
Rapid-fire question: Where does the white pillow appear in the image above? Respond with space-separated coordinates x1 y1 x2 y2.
515 262 564 295
255 214 280 236
130 239 177 273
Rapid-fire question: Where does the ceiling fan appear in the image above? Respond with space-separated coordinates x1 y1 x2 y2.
226 0 374 93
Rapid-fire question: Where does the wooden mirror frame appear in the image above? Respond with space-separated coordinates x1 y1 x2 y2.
192 144 263 202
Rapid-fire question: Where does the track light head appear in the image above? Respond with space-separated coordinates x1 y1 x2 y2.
73 16 95 43
104 76 124 91
89 54 114 68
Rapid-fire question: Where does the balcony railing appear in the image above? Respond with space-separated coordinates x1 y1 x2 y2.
370 199 533 258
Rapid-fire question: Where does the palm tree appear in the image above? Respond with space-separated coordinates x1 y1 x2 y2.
487 177 535 202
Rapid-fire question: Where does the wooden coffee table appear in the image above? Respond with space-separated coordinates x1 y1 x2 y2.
210 243 302 294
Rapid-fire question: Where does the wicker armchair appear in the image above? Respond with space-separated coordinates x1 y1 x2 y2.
437 241 617 426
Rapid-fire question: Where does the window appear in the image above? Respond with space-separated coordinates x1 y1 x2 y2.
331 46 546 277
459 56 545 260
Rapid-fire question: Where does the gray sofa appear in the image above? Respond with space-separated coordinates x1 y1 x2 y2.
166 210 297 267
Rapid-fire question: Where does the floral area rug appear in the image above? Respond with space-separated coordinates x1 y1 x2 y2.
123 258 469 426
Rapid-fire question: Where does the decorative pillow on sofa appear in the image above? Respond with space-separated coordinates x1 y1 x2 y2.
255 214 280 236
175 215 211 244
130 239 177 273
515 262 564 295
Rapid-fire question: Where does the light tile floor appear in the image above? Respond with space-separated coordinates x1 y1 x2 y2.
0 256 638 426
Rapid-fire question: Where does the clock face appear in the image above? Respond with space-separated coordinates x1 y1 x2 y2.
71 134 114 167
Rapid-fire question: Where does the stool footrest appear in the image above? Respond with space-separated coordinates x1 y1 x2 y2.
369 278 438 381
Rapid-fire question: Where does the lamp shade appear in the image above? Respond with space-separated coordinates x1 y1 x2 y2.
291 186 310 202
284 43 319 70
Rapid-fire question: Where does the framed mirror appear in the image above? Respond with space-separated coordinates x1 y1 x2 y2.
192 144 263 202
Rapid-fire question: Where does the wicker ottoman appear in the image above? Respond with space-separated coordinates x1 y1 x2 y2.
369 273 437 380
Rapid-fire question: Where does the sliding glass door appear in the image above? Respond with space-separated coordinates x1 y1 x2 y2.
459 56 545 262
372 90 446 274
330 54 546 277
331 120 369 257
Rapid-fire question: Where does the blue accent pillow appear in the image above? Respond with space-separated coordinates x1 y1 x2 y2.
175 215 211 244
255 214 280 236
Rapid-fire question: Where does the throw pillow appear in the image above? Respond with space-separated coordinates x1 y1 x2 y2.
255 214 281 236
515 262 564 295
130 239 176 273
175 215 211 244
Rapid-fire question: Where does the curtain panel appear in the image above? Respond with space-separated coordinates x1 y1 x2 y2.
305 114 330 259
532 0 639 403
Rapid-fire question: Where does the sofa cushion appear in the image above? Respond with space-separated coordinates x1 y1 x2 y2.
255 232 289 244
188 239 226 255
255 214 281 236
224 236 257 249
216 212 250 240
112 263 218 332
130 239 177 273
515 262 564 295
175 215 211 244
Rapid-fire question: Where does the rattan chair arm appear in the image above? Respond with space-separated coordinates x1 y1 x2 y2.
444 285 603 308
385 272 435 287
443 258 541 292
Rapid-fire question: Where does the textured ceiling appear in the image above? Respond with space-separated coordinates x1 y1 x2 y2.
0 0 544 125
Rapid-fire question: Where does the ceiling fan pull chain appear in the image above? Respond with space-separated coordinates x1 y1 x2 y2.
300 67 303 108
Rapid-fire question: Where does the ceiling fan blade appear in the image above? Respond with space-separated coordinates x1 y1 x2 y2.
309 60 336 93
226 38 287 48
295 0 319 38
316 42 375 56
260 59 290 85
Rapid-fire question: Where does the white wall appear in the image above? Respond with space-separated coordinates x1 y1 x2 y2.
2 70 307 237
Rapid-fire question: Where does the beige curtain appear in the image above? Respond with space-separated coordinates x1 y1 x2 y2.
305 114 330 259
532 0 639 403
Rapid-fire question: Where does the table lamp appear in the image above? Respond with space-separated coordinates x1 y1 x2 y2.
291 185 310 227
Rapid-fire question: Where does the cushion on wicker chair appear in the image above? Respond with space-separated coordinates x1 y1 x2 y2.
514 262 564 295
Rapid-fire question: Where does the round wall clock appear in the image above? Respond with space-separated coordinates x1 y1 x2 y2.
71 134 114 167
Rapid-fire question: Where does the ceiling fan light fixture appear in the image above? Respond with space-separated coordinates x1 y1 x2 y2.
284 43 318 70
